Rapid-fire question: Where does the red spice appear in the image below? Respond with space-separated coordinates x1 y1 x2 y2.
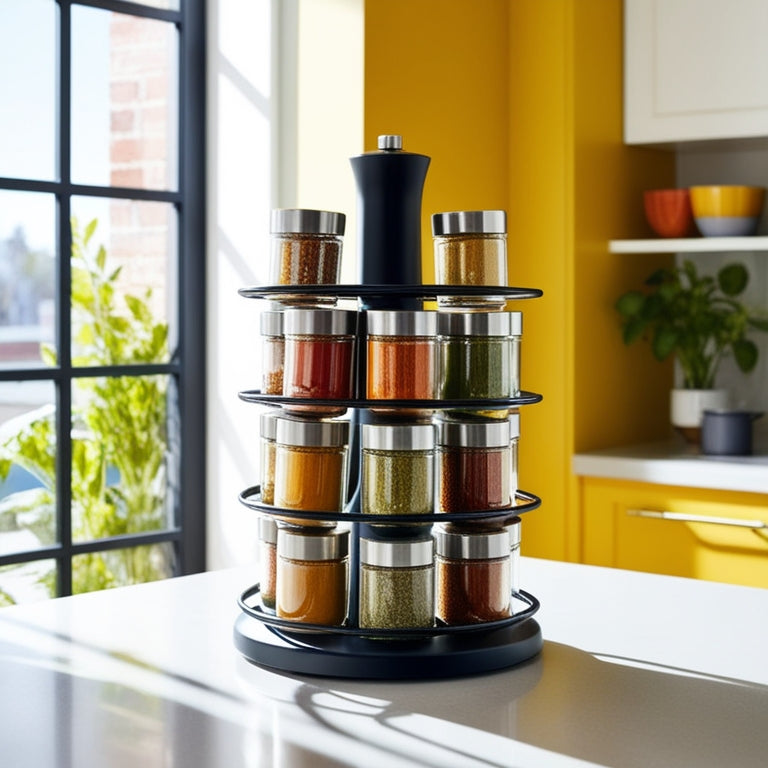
367 337 435 399
439 446 509 511
284 336 354 404
437 557 511 624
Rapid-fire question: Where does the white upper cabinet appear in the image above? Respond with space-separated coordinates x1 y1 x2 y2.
625 0 768 144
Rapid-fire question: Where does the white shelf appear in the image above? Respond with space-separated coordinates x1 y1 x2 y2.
609 236 768 254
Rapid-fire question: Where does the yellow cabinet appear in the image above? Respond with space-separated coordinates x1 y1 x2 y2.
581 477 768 589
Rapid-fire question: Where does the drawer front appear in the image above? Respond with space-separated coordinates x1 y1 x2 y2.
581 478 768 589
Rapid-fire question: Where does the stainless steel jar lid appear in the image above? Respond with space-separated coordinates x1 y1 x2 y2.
260 410 279 440
508 516 522 548
278 527 349 561
275 415 350 447
259 515 278 544
378 134 402 150
508 411 521 440
360 536 434 568
366 310 436 337
271 208 346 236
260 309 284 337
435 528 510 560
436 418 510 448
362 423 435 451
283 308 357 336
437 311 522 337
431 210 507 236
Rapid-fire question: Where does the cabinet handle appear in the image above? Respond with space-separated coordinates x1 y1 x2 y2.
627 509 768 530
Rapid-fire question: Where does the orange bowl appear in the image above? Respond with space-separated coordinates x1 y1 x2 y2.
643 189 693 238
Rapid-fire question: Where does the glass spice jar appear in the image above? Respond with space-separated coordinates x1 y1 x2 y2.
258 515 278 610
283 308 357 415
437 310 522 418
366 310 437 403
260 309 285 395
361 422 435 518
359 535 435 629
435 527 511 625
432 210 507 310
436 418 512 519
508 516 522 600
508 411 520 502
269 208 345 305
259 410 279 505
273 415 350 525
276 526 349 626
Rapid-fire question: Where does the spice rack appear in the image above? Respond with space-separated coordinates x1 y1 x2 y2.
233 283 545 680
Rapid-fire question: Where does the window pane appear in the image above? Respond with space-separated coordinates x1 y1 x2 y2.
0 191 57 369
0 380 57 558
0 0 57 181
70 198 177 365
71 7 179 190
71 375 177 543
72 543 175 595
0 560 56 606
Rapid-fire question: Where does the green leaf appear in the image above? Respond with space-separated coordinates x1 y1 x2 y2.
71 266 95 310
732 338 758 373
652 327 678 360
83 218 98 246
125 295 152 325
40 344 57 367
615 290 645 317
718 263 749 296
645 268 669 286
748 316 768 332
622 316 646 344
96 245 107 273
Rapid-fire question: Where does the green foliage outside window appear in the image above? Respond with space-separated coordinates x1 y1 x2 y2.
0 219 171 605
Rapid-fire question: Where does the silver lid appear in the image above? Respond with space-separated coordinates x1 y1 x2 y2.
260 310 284 337
437 311 522 337
260 410 279 440
508 411 521 440
378 134 402 150
283 308 357 336
275 415 349 447
278 527 349 561
436 418 510 448
259 516 278 544
366 310 436 337
270 208 346 236
507 516 522 548
360 536 434 568
362 423 435 451
435 528 510 560
431 210 507 236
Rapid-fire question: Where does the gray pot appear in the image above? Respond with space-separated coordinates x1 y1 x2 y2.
700 410 764 456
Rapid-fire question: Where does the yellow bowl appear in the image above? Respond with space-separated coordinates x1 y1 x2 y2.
689 185 764 217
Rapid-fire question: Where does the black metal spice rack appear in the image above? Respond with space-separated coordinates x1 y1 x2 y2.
233 284 545 679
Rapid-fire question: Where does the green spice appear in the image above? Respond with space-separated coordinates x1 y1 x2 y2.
440 337 511 399
361 448 433 516
359 564 435 629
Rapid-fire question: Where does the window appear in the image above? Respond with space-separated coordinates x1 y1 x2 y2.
0 0 205 603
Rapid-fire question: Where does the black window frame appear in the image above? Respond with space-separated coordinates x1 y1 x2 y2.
0 0 206 595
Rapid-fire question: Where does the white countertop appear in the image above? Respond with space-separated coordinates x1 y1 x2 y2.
1 558 767 767
573 438 768 494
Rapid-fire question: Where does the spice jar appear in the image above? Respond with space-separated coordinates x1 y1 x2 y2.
366 310 437 403
260 309 285 395
508 411 520 502
270 208 345 304
508 516 522 599
276 527 349 626
260 410 279 505
258 516 278 610
436 418 512 517
432 210 507 309
283 308 356 415
273 415 350 524
435 527 511 624
359 535 435 629
361 423 435 518
437 311 521 417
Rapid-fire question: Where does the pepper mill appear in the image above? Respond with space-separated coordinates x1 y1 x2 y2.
350 134 430 309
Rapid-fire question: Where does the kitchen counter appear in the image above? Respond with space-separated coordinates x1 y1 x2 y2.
573 438 768 494
1 558 767 767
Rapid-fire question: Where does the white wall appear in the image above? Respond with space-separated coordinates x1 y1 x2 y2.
206 0 363 571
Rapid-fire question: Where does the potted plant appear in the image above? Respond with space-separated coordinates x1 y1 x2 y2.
615 260 768 441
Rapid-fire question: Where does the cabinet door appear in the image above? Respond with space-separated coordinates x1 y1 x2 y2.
625 0 768 144
581 477 768 588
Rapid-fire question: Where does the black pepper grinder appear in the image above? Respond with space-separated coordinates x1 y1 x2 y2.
350 134 430 310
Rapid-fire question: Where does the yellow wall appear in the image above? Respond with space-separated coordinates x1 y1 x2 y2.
363 0 676 561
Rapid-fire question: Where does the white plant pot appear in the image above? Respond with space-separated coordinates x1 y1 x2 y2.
670 388 729 432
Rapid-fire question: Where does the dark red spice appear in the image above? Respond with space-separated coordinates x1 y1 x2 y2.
437 557 510 624
284 336 354 401
439 446 509 511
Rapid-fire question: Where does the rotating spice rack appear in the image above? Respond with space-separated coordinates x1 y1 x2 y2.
233 283 546 680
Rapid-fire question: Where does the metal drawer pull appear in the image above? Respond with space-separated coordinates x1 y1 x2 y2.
627 509 768 530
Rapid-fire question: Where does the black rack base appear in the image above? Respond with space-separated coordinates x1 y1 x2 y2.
233 612 542 680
